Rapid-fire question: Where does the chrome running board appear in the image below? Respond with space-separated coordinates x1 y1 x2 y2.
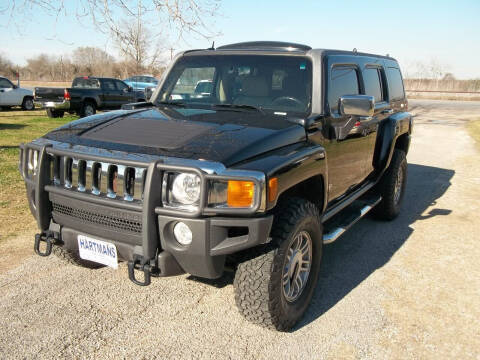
323 196 382 244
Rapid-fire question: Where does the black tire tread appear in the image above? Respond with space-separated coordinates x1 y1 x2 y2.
234 197 320 331
373 149 407 220
81 100 96 117
21 96 34 110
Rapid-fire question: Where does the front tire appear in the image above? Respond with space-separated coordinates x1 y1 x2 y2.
234 198 323 331
22 97 35 110
372 149 407 220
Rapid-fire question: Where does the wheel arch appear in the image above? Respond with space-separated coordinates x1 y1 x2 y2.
275 174 326 213
373 112 412 171
83 97 98 107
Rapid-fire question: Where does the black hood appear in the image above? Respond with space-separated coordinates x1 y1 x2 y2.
44 106 307 166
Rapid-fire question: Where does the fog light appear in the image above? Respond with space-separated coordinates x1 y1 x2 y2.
173 222 193 245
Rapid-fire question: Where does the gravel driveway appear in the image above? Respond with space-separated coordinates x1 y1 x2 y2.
1 100 479 359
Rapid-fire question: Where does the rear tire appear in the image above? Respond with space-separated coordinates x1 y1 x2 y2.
80 101 96 117
372 149 407 220
46 109 64 118
234 197 323 331
52 246 104 269
21 97 34 110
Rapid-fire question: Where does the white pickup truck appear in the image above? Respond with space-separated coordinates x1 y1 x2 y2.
0 77 34 110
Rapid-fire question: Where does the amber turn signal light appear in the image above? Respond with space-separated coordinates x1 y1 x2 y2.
227 180 254 207
268 177 278 202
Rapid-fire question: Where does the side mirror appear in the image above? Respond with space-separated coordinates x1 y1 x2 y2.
128 86 133 92
13 84 18 89
339 95 375 117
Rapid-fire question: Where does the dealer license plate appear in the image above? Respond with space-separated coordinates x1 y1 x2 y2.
78 235 118 269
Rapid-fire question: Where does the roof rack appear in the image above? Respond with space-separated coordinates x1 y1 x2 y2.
217 41 312 52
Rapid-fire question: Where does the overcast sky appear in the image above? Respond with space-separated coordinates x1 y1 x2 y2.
1 0 479 79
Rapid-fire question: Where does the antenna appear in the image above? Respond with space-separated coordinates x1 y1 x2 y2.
209 41 215 50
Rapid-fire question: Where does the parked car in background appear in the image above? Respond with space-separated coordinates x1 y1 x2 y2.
0 77 34 110
123 75 158 91
34 76 146 118
144 86 156 101
194 79 213 96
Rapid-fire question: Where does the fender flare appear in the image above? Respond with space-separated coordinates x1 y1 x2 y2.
373 112 412 171
267 145 328 211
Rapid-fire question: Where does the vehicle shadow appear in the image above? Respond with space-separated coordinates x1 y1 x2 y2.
296 163 454 330
0 123 26 130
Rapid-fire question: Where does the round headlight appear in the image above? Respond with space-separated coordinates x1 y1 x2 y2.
171 173 201 205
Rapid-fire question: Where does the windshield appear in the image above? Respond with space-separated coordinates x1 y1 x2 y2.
155 54 312 116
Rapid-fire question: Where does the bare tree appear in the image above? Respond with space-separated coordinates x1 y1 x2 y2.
0 53 14 77
114 17 164 74
72 47 116 76
1 1 221 45
407 59 451 80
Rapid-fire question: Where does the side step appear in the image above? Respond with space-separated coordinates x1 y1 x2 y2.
322 196 382 244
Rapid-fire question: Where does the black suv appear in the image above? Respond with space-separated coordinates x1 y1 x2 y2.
20 41 412 331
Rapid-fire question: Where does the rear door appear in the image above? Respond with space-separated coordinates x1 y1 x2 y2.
360 65 389 176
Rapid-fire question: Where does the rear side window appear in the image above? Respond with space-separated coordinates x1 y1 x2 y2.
386 67 405 101
329 66 359 112
72 78 100 89
363 68 384 102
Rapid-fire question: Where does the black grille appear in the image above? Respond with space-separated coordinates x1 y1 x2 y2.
52 202 142 234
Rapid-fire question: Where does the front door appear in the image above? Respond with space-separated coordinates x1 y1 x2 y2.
322 64 372 202
114 80 134 107
101 79 118 109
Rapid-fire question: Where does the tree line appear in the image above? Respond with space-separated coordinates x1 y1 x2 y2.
0 47 167 81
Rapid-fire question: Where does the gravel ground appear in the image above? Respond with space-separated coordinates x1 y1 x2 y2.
0 100 479 359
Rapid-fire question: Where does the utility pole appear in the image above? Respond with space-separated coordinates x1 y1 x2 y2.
137 0 141 75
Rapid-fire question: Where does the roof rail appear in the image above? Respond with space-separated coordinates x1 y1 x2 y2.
217 41 312 52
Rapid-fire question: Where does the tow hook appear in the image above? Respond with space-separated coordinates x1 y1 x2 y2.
34 232 54 257
128 257 152 286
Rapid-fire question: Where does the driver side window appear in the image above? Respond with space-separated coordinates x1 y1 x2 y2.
115 80 128 91
0 78 13 88
328 66 360 113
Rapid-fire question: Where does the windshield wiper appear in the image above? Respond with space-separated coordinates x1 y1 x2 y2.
212 103 264 114
157 101 186 107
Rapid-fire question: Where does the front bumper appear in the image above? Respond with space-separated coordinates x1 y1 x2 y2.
34 100 70 110
20 141 271 281
51 211 272 279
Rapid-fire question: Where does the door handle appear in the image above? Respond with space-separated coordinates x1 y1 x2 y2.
381 109 394 115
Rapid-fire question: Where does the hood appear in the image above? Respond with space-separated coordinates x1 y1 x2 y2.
44 106 307 166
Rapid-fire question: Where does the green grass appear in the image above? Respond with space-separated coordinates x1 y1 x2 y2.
0 109 76 241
